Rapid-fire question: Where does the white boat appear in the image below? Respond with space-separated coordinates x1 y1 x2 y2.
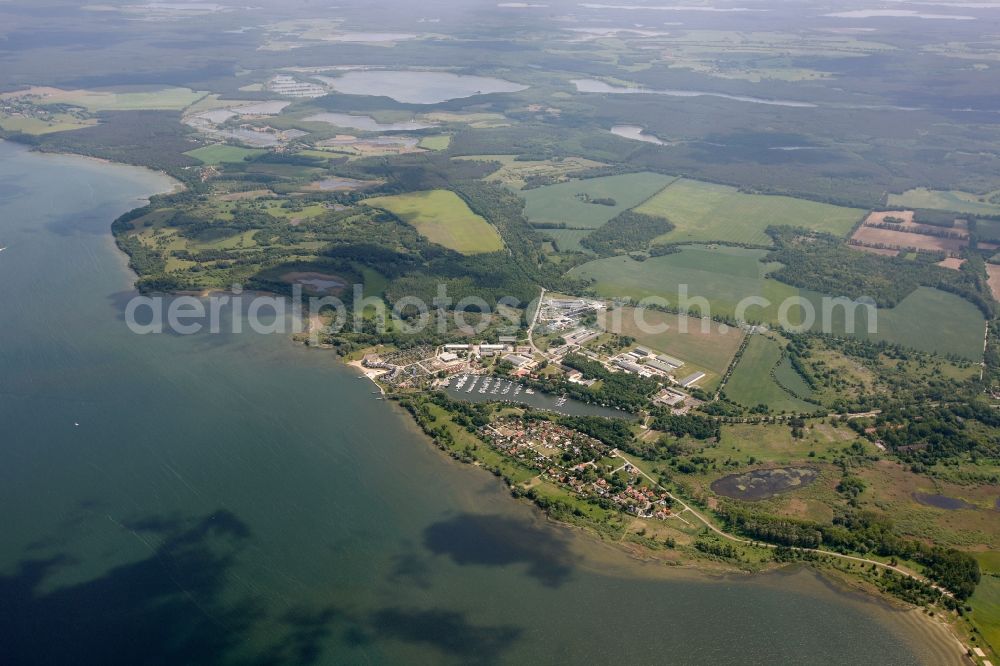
525 389 534 395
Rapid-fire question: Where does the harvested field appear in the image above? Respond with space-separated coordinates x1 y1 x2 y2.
851 210 969 255
864 211 968 237
937 257 965 270
217 189 275 201
851 227 967 254
987 263 1000 300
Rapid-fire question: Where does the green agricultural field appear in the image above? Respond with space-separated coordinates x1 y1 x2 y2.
570 245 800 320
723 335 817 414
521 172 674 229
418 134 452 151
184 144 267 165
569 247 985 359
365 189 504 254
970 573 1000 658
978 220 1000 243
0 113 96 135
40 87 206 112
773 355 814 400
862 286 985 360
543 228 594 253
597 306 743 383
888 188 1000 216
635 178 865 246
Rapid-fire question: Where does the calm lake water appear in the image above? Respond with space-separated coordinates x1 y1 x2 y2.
0 140 963 664
320 70 528 104
611 124 667 145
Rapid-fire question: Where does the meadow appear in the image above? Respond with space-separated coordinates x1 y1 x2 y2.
364 189 504 255
521 172 673 229
888 188 1000 216
418 135 452 151
635 179 865 246
723 335 817 414
184 144 267 165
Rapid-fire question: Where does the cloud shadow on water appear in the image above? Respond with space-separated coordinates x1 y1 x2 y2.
348 607 522 666
422 513 576 588
0 509 338 666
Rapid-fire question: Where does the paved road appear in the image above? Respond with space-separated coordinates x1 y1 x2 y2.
527 287 546 356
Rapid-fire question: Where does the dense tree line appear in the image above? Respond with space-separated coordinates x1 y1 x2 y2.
715 503 980 599
579 211 674 256
766 227 994 318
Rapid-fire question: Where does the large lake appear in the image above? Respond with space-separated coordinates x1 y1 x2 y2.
0 140 963 664
319 70 528 104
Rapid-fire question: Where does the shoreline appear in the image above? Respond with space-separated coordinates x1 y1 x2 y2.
30 138 979 666
382 382 970 665
0 137 186 196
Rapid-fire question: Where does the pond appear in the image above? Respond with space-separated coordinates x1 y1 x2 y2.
611 124 667 145
319 70 528 104
444 375 635 420
912 492 977 511
711 467 819 501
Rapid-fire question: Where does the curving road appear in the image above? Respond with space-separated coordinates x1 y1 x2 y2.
611 450 952 597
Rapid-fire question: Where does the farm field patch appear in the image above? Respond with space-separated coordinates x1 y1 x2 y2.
569 245 800 320
850 210 969 255
418 134 452 151
723 334 817 413
569 248 985 358
456 154 605 190
364 189 503 254
0 112 97 135
184 145 267 165
521 172 673 229
543 228 595 253
4 86 207 112
635 178 864 246
888 188 1000 216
